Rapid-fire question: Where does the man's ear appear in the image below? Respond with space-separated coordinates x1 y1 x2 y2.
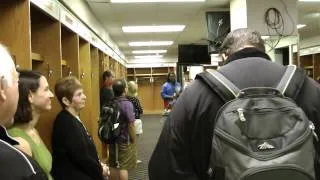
0 89 6 102
28 91 34 104
62 97 70 107
0 78 6 102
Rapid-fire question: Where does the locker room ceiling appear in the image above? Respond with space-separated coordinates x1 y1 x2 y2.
86 0 320 62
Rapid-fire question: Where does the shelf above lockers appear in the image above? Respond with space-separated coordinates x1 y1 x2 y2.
30 0 59 20
127 73 168 77
31 52 44 62
304 66 313 70
61 59 67 66
127 67 172 78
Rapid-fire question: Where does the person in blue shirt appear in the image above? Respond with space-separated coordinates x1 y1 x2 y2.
161 71 181 113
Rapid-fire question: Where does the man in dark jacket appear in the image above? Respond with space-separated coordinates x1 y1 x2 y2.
148 28 320 179
100 70 114 108
0 44 47 180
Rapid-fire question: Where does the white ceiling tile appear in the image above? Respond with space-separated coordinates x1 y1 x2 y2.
87 0 320 61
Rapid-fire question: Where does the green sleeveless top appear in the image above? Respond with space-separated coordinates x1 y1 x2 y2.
8 127 53 180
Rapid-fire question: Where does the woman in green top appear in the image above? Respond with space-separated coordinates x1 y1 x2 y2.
8 70 54 180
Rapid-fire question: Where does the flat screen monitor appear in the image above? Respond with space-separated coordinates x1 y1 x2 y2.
178 44 211 65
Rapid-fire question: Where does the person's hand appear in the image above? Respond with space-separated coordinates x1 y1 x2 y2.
101 162 110 177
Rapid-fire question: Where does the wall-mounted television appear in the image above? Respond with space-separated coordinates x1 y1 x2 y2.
178 44 211 65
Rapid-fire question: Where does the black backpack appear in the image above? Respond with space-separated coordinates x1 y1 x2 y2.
98 97 122 144
197 65 317 180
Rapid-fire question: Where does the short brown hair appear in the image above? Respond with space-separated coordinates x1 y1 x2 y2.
55 76 82 108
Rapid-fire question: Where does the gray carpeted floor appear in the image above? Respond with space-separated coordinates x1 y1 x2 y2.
128 115 164 180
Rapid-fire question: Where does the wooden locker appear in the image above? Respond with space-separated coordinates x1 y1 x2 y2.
61 25 80 78
30 4 62 150
79 38 93 134
0 0 31 69
90 46 102 157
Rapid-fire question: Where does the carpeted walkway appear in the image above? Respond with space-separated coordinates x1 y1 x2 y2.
128 115 164 180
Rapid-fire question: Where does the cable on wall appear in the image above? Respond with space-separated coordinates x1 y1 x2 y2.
263 0 295 51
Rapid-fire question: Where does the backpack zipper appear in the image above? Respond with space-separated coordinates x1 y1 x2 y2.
237 108 246 122
229 106 297 114
234 107 296 123
215 96 298 124
231 108 318 142
215 125 312 160
238 164 314 180
309 121 319 141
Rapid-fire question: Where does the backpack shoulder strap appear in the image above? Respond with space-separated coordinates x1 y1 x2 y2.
276 65 306 100
196 69 240 102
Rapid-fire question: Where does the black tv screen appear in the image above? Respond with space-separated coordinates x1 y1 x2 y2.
178 44 211 65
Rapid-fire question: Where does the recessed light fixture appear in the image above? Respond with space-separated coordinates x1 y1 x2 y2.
129 41 173 47
134 55 164 59
132 50 167 54
122 25 185 33
297 24 307 29
112 0 205 3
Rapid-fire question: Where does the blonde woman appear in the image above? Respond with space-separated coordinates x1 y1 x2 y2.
126 81 143 163
126 81 143 122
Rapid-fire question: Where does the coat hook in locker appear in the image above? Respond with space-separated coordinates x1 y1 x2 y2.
47 63 53 77
67 67 72 76
80 72 85 79
80 69 85 79
15 64 20 71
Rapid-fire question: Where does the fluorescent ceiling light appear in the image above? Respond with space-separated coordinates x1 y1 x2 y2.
297 24 307 29
111 0 205 3
123 25 185 33
132 50 167 54
261 36 270 40
129 41 173 47
299 0 320 2
134 55 163 59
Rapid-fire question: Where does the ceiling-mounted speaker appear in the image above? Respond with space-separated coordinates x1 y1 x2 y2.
206 11 230 54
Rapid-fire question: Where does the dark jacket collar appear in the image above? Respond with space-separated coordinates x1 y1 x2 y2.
225 47 271 64
0 126 19 145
